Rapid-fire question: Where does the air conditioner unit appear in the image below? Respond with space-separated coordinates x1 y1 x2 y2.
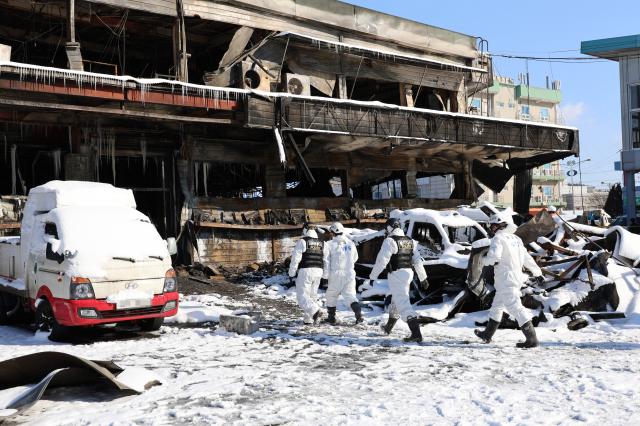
235 60 273 92
284 74 311 96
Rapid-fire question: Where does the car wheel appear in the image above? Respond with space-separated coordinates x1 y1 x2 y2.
139 317 164 332
35 299 70 341
0 294 7 325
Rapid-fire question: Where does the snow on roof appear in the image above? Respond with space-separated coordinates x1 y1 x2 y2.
27 181 136 211
277 31 487 73
391 208 482 229
0 61 578 132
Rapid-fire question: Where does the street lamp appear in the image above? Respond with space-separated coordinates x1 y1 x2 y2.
566 158 591 212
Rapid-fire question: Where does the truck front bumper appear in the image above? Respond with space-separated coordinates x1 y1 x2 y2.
52 292 179 326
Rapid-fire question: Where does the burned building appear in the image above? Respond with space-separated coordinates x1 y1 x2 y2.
0 0 578 266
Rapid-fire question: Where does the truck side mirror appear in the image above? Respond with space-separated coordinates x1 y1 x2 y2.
166 237 178 256
46 242 65 264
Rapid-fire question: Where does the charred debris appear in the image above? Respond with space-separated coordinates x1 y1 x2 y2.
0 0 578 268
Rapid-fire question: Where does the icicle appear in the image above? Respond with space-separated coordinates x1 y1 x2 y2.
67 126 72 152
10 144 17 195
203 162 209 197
111 133 116 185
194 161 200 195
52 149 61 179
140 137 147 174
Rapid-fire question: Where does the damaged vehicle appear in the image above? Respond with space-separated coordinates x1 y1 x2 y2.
350 208 487 309
347 205 640 328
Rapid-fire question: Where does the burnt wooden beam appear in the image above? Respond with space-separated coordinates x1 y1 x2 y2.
285 133 315 185
0 97 235 125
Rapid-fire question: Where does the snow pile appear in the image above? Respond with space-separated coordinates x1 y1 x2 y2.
360 279 389 298
165 295 233 324
0 277 24 291
115 368 162 393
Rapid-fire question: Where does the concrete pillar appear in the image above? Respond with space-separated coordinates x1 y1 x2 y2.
624 170 636 220
401 170 418 198
513 170 533 215
64 154 92 181
264 165 287 197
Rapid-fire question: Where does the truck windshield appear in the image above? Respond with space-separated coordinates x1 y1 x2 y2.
443 225 484 245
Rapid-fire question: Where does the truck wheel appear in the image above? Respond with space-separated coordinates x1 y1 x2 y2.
35 299 70 341
140 317 164 332
0 294 7 325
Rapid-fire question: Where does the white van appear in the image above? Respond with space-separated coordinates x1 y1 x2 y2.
0 181 178 339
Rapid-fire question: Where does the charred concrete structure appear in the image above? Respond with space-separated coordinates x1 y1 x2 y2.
0 0 579 266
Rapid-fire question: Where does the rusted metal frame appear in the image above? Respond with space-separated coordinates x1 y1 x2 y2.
0 222 20 230
387 110 406 140
326 103 350 133
0 97 235 125
540 267 563 281
304 102 329 130
374 110 390 137
284 132 316 185
584 255 595 289
349 108 371 134
537 256 582 267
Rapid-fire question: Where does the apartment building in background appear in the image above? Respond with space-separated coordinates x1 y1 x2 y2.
415 75 566 209
582 35 640 219
472 75 566 209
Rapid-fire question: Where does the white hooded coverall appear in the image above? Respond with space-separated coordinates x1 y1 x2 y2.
323 234 359 308
484 228 543 326
289 229 327 324
369 228 428 321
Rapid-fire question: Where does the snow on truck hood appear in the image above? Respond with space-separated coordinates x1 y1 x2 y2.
49 206 169 278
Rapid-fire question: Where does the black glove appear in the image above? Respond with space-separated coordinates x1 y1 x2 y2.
420 278 430 291
289 276 296 286
532 275 545 286
320 278 328 287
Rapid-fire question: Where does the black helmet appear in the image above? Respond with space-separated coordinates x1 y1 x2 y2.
385 218 401 233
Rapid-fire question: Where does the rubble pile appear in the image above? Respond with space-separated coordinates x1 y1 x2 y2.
347 206 640 329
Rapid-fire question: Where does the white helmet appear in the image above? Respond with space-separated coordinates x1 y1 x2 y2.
330 222 345 235
547 206 557 213
488 214 508 226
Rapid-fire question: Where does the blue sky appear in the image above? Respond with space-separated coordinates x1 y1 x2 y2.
349 0 640 187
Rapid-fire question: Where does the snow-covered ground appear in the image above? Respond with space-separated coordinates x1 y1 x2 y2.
1 276 640 425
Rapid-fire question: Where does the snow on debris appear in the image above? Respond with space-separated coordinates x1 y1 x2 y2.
165 294 233 324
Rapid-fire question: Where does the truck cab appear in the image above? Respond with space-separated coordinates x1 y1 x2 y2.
0 181 178 339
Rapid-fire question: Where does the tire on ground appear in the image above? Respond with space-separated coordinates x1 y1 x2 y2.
140 317 164 331
35 298 71 341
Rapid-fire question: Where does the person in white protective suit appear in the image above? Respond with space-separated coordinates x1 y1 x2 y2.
289 223 327 325
322 222 363 325
474 214 545 348
364 218 429 342
547 206 566 245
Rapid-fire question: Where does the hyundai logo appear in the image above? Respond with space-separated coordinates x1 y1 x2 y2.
125 282 139 290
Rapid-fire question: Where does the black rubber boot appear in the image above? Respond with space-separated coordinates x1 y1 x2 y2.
516 321 539 348
324 307 337 325
380 317 398 335
350 302 364 324
312 309 325 325
474 318 500 343
403 317 422 343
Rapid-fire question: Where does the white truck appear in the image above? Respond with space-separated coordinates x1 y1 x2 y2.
0 181 179 339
